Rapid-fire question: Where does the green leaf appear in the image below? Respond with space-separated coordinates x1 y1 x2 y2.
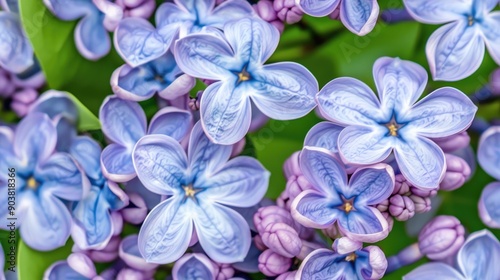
17 239 72 280
65 92 101 131
18 0 123 114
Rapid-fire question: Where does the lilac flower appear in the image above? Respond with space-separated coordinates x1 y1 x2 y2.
478 126 500 181
99 96 192 182
133 122 269 263
316 57 477 189
114 0 255 67
404 230 500 280
291 147 394 243
0 113 86 251
0 0 34 73
418 215 465 261
258 249 292 277
119 235 159 272
295 0 380 35
297 246 387 279
111 52 195 102
172 253 217 280
404 0 500 81
44 253 100 280
44 0 114 60
175 18 318 144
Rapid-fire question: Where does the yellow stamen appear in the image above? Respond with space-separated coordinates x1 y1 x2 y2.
468 15 474 26
343 202 353 213
387 123 398 136
183 185 197 197
27 177 38 189
345 253 357 262
238 71 250 82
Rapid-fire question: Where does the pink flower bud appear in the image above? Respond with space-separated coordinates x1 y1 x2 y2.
283 151 301 179
254 206 294 234
432 132 470 153
11 88 38 117
261 223 302 258
258 249 292 277
276 271 297 280
213 263 234 280
296 241 322 260
439 154 471 191
274 0 303 24
418 215 465 260
321 225 339 240
254 235 268 251
389 195 415 221
376 199 389 213
120 192 148 224
394 174 411 195
409 195 431 213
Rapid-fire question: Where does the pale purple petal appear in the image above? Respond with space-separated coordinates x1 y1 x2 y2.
478 182 500 229
403 262 465 280
347 164 394 205
338 207 389 243
250 62 317 120
365 246 388 279
472 0 498 16
481 13 500 78
338 125 394 165
132 134 188 195
478 126 500 180
138 196 192 263
75 13 111 60
111 65 160 102
44 261 89 280
340 0 379 36
297 249 351 279
158 74 196 100
209 0 255 26
69 136 102 181
67 253 98 278
304 121 344 153
193 201 251 263
29 90 78 122
203 157 269 207
223 17 279 65
101 144 136 183
316 77 383 126
291 190 342 229
401 87 477 138
332 237 362 255
373 57 428 115
295 0 340 17
114 17 168 67
457 230 500 279
200 81 252 145
174 33 236 80
119 235 159 271
394 136 445 189
403 0 471 24
0 12 34 73
148 107 192 141
172 253 216 280
43 0 94 21
299 147 347 196
427 21 485 81
99 96 147 146
14 113 57 166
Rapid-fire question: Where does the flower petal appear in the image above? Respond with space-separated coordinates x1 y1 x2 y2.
133 134 188 195
478 126 500 180
111 64 160 101
316 77 382 126
114 17 168 67
69 136 102 182
299 146 347 196
67 253 98 278
193 201 251 263
403 0 471 24
200 81 252 145
29 90 78 123
75 13 110 60
297 249 351 279
101 144 136 183
304 121 344 153
44 261 89 280
99 96 146 146
43 0 94 21
403 262 465 280
174 33 237 80
338 206 388 243
401 87 477 138
295 0 340 17
478 182 500 229
14 113 57 167
348 164 394 205
148 107 192 141
480 12 500 66
172 253 216 280
0 12 34 73
119 234 159 271
223 17 279 65
203 156 269 207
472 0 498 16
20 191 72 251
291 190 342 229
138 196 192 263
250 62 318 120
340 0 379 35
458 230 500 280
427 21 485 81
373 57 428 116
155 2 191 36
394 136 445 189
209 0 255 26
338 125 394 165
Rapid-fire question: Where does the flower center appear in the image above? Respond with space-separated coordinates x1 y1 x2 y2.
154 75 165 83
386 121 399 137
183 185 197 197
237 67 251 83
345 252 357 262
340 196 356 213
27 177 39 189
468 15 474 26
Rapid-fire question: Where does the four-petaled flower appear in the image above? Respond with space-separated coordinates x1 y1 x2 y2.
404 230 500 280
404 0 500 81
292 147 394 243
175 17 318 145
114 0 255 67
295 0 380 35
133 122 269 263
316 57 477 189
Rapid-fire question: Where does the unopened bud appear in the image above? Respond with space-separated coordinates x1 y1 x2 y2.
258 249 292 277
418 215 465 260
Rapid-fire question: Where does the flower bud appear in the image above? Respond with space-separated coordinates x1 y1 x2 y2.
296 241 322 260
213 262 235 280
67 253 98 278
254 206 294 234
418 215 465 260
254 0 284 33
381 211 394 232
286 175 312 200
283 151 301 179
376 199 389 213
120 192 148 224
81 235 121 263
409 195 431 213
333 237 363 255
409 186 437 198
321 225 339 240
11 88 38 117
258 249 292 277
273 0 303 24
439 154 471 191
261 223 302 258
254 235 268 251
433 131 471 153
276 271 297 280
276 189 291 211
394 174 411 195
230 138 246 157
115 0 155 20
389 195 415 221
116 268 153 280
